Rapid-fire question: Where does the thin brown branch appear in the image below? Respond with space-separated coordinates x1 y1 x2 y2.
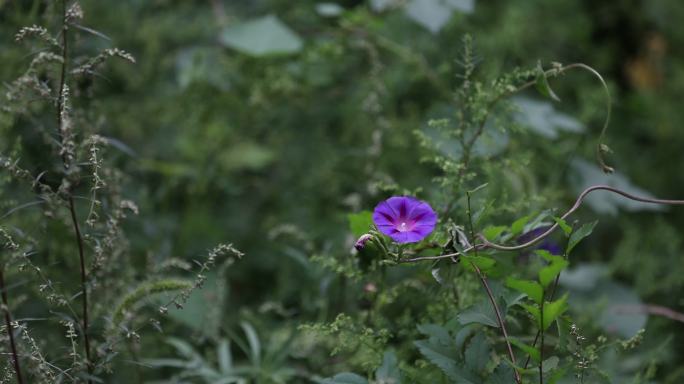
0 267 24 384
613 304 684 324
56 0 93 379
471 263 521 384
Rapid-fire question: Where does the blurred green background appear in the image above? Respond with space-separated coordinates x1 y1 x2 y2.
2 0 684 382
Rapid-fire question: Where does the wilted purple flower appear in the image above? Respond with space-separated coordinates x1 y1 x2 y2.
518 226 562 255
354 234 373 251
372 196 437 244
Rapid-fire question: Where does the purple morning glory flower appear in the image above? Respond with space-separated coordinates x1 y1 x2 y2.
518 226 562 255
372 196 437 244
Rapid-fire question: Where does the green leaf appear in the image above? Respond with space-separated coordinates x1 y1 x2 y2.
217 339 233 374
520 303 541 329
348 211 373 238
240 321 261 364
375 350 402 383
506 278 543 305
542 294 569 331
513 97 584 139
535 62 561 102
219 142 275 171
321 373 369 384
462 255 496 272
414 339 477 383
219 15 303 56
486 363 516 384
482 225 507 241
553 217 572 237
404 0 473 34
315 3 344 17
464 333 490 373
567 221 598 254
458 297 507 328
510 215 531 236
537 251 569 288
542 356 559 373
509 338 540 363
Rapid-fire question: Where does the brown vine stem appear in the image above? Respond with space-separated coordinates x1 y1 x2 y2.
0 267 24 384
400 184 684 264
472 263 522 384
465 190 521 384
56 0 93 379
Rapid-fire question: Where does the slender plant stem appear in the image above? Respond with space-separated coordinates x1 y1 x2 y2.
57 0 93 379
0 267 24 384
539 293 544 384
472 264 521 384
465 191 521 384
69 197 92 373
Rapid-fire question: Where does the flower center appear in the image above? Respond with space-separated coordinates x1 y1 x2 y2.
397 221 411 232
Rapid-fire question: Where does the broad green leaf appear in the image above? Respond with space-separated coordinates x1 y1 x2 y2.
535 62 561 102
462 255 496 272
219 15 303 56
513 97 584 139
558 263 610 292
548 365 569 384
414 339 478 383
509 338 540 363
537 251 569 288
520 303 541 329
567 221 598 254
553 216 572 237
542 356 559 373
315 3 344 17
482 225 507 241
542 294 569 331
458 297 507 328
486 363 515 384
348 211 373 238
510 215 531 236
464 333 490 373
405 0 473 34
219 142 275 171
375 350 402 383
506 278 543 305
321 373 369 384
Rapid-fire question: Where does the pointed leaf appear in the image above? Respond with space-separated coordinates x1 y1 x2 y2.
375 350 402 383
510 215 531 236
509 338 540 363
321 373 369 384
537 251 569 288
535 62 561 102
543 294 569 331
464 333 490 373
506 278 543 305
219 15 302 56
567 221 598 254
553 217 572 237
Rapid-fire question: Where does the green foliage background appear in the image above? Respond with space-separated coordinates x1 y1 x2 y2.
2 0 684 382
